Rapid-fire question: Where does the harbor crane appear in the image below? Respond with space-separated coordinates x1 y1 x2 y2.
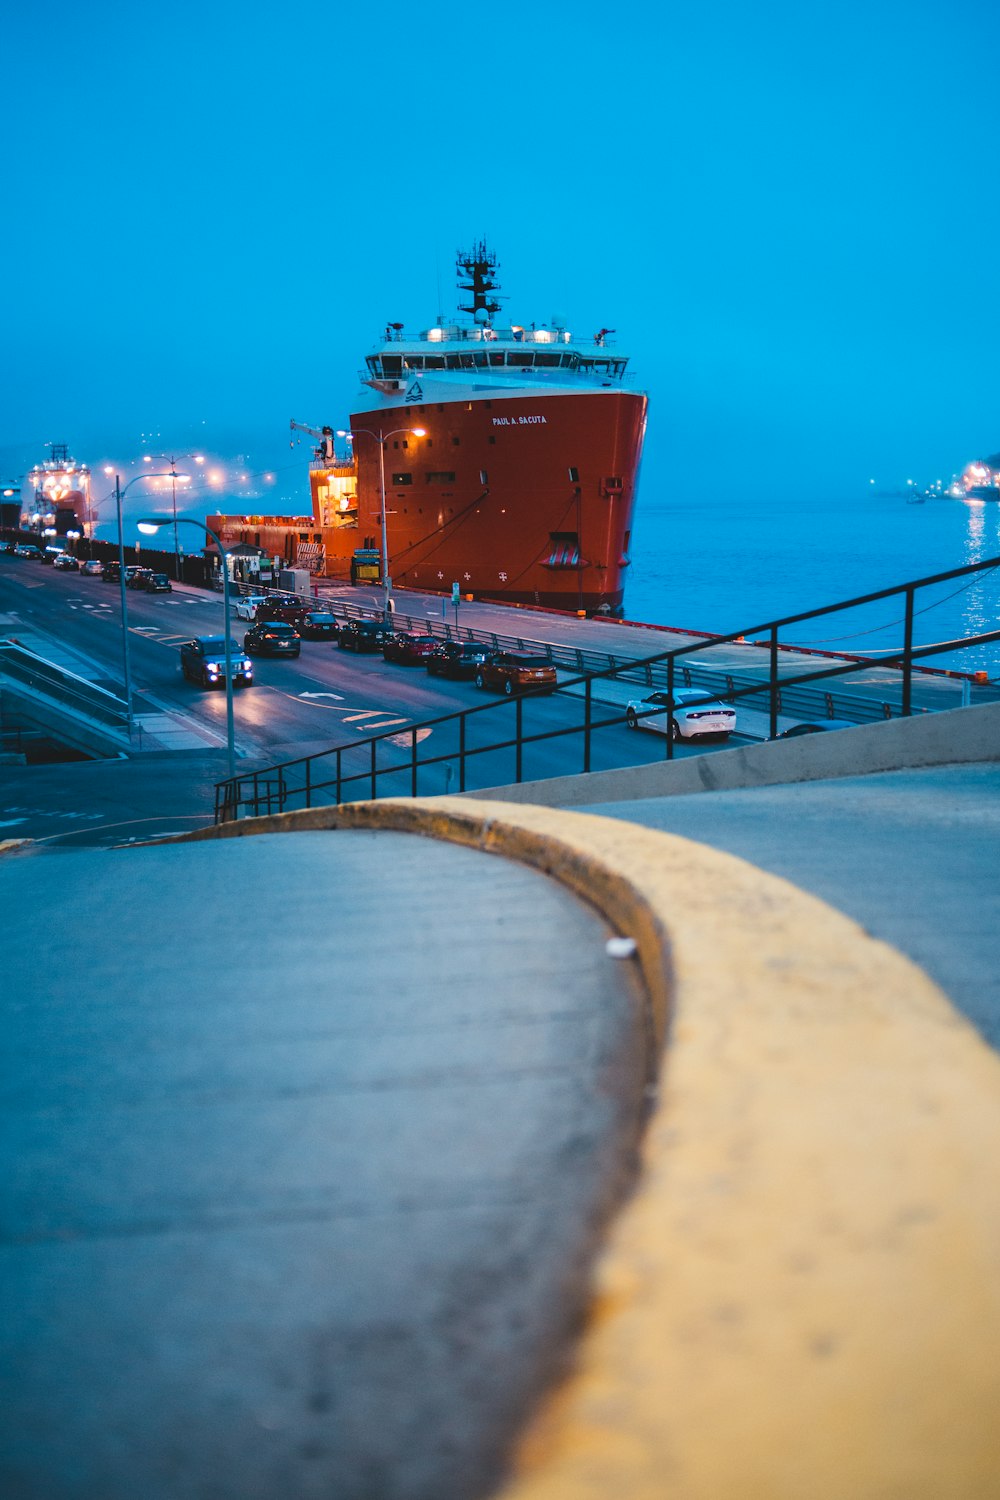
289 419 337 463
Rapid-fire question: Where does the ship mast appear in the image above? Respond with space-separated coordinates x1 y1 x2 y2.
456 240 503 323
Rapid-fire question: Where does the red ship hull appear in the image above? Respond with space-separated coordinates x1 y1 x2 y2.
316 388 647 613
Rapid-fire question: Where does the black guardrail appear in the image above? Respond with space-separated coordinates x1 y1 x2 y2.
214 555 1000 822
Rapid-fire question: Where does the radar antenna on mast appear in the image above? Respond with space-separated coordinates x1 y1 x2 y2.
456 239 505 322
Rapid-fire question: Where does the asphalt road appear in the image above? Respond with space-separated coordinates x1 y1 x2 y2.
0 560 745 795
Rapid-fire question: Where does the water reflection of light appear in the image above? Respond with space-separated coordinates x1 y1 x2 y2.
960 499 1000 650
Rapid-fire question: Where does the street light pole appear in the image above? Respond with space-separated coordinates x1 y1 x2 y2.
347 426 425 620
115 469 180 737
142 451 204 580
138 517 237 779
115 474 133 737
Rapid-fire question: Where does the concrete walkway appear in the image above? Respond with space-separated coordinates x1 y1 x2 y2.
3 710 1000 1498
1 828 645 1500
587 762 1000 1049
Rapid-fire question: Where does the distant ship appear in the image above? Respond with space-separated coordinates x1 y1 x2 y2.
962 454 1000 501
23 445 92 536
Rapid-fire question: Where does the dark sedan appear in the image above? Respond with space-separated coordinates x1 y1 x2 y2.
298 610 340 641
256 597 311 627
243 620 301 658
135 572 173 593
338 620 393 653
425 641 491 680
180 637 254 688
382 633 439 666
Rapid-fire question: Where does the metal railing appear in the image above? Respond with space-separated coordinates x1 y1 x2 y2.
214 556 1000 822
0 642 130 734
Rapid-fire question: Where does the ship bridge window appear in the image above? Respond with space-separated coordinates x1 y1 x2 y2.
489 352 506 366
403 356 425 370
560 353 579 370
366 357 383 376
382 355 402 375
535 353 559 368
425 355 446 369
547 532 580 568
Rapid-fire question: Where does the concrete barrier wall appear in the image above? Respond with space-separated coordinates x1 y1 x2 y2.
462 700 1000 808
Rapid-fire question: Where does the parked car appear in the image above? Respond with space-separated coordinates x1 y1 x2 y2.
475 652 558 696
180 636 254 688
126 567 156 589
243 620 301 658
298 610 340 641
101 562 121 582
80 559 103 576
625 688 736 741
0 540 15 555
338 619 393 653
14 544 43 559
233 594 268 621
41 546 66 564
425 641 491 679
382 632 438 666
777 719 856 737
255 596 311 627
134 572 172 593
52 552 79 570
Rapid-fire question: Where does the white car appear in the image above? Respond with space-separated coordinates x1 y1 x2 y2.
233 594 268 620
625 687 736 741
81 559 103 576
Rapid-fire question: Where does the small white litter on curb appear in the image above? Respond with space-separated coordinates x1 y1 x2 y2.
606 936 638 959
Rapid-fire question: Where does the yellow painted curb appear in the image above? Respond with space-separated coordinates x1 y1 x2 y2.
178 797 1000 1497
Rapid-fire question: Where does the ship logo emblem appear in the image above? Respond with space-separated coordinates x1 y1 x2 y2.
406 380 424 402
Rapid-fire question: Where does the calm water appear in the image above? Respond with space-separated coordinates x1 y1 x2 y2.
625 492 1000 676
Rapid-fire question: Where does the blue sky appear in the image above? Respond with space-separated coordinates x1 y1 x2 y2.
3 0 998 521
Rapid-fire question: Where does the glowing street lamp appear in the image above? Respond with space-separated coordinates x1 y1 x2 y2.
138 516 237 779
343 426 426 618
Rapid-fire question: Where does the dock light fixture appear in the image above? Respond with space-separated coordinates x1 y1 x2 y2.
140 453 202 578
346 426 427 618
138 517 237 779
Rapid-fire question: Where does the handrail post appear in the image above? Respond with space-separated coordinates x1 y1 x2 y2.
666 656 675 760
305 755 312 809
411 727 418 797
515 695 523 782
902 586 914 717
459 713 467 792
769 626 779 740
371 738 377 799
336 748 343 804
583 677 592 773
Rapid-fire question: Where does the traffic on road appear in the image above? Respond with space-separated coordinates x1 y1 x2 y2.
1 552 757 788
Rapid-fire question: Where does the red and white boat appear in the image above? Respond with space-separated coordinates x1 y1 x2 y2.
316 242 647 614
